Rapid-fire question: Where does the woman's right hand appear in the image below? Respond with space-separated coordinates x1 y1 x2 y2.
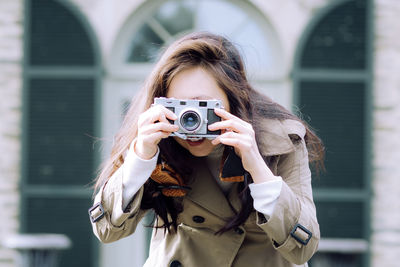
134 105 179 160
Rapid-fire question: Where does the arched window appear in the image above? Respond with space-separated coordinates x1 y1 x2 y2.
23 0 101 266
111 0 282 78
293 0 371 266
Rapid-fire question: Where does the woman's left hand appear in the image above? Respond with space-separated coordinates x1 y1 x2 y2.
208 108 277 183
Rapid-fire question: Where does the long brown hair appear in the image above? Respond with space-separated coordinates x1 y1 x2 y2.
94 32 324 234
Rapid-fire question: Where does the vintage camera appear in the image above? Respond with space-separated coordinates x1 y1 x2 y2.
153 97 222 139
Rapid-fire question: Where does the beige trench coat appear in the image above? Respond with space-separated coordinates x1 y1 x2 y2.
90 118 320 267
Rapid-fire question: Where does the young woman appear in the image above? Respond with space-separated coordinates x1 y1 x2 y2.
89 32 324 267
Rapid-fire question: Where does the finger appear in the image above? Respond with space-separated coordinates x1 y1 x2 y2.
212 136 252 151
148 106 169 124
154 110 173 128
158 113 168 124
156 105 178 122
141 131 172 146
214 107 240 121
212 131 251 144
213 108 252 129
208 119 248 133
139 121 179 135
140 105 177 126
211 130 240 141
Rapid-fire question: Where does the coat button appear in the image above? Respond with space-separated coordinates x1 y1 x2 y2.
234 227 244 235
192 215 205 223
170 260 182 267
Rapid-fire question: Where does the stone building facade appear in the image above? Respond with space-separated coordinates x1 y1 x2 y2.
0 0 399 266
0 0 22 266
371 1 400 266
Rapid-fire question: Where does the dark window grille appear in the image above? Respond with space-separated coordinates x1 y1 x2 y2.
30 0 94 66
295 0 370 266
300 0 366 69
24 0 99 266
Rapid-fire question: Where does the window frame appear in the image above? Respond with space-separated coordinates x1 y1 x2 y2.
108 0 285 82
292 0 373 266
21 0 102 266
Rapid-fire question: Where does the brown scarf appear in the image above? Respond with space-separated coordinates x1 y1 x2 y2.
150 146 245 197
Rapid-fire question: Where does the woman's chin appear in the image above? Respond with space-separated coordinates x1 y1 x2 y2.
174 136 215 157
188 148 213 157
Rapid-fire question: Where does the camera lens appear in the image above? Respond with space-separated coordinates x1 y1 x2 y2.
180 111 201 131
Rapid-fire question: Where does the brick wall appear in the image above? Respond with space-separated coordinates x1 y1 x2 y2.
372 1 400 266
0 0 23 266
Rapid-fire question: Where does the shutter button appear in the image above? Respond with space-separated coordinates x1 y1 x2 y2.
234 227 244 235
170 260 182 267
192 215 205 223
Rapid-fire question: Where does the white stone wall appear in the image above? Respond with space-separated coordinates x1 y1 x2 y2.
0 0 23 266
372 1 400 267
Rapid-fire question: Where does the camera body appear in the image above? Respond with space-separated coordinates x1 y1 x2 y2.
154 97 222 139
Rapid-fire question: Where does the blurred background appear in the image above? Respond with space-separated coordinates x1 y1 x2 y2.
0 0 399 266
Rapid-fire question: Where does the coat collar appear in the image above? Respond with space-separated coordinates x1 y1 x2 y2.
256 118 305 157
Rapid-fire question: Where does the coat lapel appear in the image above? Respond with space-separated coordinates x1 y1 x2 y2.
186 157 236 220
256 118 302 157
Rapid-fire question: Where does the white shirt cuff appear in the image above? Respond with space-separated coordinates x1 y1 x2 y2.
122 142 159 209
249 177 283 220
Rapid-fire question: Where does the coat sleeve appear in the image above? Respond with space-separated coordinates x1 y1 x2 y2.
90 166 148 243
256 137 320 264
